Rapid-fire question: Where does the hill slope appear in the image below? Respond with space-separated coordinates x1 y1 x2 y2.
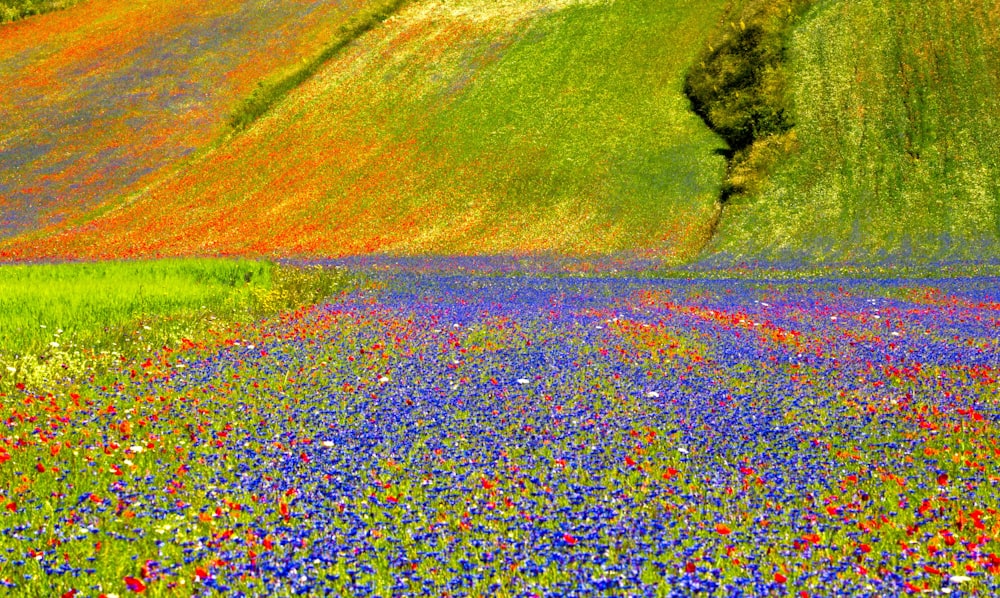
2 0 728 261
702 0 1000 265
0 0 378 238
6 0 998 265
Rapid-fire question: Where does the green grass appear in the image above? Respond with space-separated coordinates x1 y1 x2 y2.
0 0 75 23
416 0 729 257
0 259 350 391
705 0 1000 264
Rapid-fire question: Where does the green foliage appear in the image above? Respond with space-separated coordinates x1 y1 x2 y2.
0 0 75 23
706 0 1000 263
684 0 812 201
0 260 351 390
686 24 784 153
0 260 267 356
227 0 409 132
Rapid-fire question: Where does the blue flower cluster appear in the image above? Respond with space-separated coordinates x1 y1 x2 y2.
2 269 999 596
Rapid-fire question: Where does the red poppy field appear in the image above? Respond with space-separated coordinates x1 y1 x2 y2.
0 0 375 238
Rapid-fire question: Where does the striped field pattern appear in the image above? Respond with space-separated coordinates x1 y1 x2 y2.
0 0 376 238
1 0 727 261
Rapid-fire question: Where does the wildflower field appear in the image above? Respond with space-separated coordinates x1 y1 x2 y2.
2 0 727 261
0 0 376 237
3 0 998 264
1 262 999 596
3 0 1000 594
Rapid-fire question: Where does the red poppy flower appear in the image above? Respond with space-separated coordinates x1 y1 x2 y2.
124 576 146 592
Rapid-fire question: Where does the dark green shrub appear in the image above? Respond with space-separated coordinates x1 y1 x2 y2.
1 0 76 23
684 1 813 200
685 23 788 153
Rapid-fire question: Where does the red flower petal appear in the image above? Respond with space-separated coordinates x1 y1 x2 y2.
124 576 146 592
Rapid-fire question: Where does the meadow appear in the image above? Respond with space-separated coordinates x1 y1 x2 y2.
2 0 1000 594
0 0 376 238
2 0 999 264
0 260 349 393
707 0 1000 264
0 263 998 595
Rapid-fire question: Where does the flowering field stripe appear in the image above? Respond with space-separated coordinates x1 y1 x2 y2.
0 0 379 239
1 270 999 595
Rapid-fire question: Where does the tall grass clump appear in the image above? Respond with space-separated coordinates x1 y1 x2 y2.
0 260 351 391
228 0 409 132
684 0 813 202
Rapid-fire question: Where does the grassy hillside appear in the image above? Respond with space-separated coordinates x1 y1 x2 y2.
7 0 993 265
0 0 376 238
703 0 1000 265
2 0 728 262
